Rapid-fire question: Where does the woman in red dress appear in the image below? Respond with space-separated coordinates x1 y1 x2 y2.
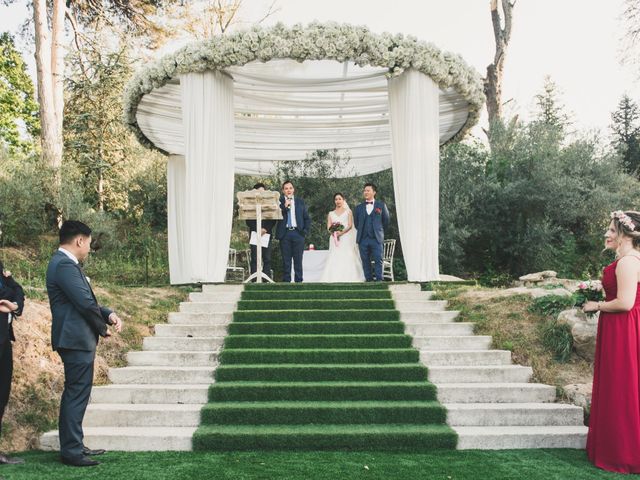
584 210 640 474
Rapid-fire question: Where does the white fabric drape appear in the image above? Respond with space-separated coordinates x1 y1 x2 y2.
388 69 440 281
167 154 187 283
136 60 470 177
176 71 235 284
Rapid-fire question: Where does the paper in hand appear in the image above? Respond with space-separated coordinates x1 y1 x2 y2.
250 231 270 248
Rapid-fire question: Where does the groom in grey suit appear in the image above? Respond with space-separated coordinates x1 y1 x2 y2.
46 221 123 467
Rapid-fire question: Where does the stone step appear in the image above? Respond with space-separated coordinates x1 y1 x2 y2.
395 301 450 312
401 311 460 323
412 336 492 351
90 384 209 404
154 324 228 337
168 312 232 325
388 284 422 292
143 336 225 351
405 323 474 337
390 291 435 301
108 366 216 384
428 365 533 384
420 350 511 366
202 284 244 294
189 292 242 303
40 427 196 452
436 383 557 403
84 404 202 427
127 351 219 367
454 426 588 450
445 403 585 427
179 302 236 314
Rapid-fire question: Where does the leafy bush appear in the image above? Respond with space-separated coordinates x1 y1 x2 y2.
528 294 576 318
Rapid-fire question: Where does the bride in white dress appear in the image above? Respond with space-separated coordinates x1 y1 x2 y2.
320 193 365 282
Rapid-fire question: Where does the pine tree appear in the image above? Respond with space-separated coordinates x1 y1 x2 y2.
611 94 640 177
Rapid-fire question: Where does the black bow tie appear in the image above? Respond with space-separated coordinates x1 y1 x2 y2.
366 202 374 205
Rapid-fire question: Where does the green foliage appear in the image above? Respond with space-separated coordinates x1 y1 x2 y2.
541 319 574 363
0 33 39 153
528 295 576 318
611 94 640 178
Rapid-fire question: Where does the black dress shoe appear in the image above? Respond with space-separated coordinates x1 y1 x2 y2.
0 453 25 465
61 455 100 467
82 447 106 456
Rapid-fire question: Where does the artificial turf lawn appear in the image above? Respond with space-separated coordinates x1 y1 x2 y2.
196 284 456 451
244 282 389 290
3 450 616 480
222 334 414 349
237 299 396 310
232 309 400 322
241 289 393 300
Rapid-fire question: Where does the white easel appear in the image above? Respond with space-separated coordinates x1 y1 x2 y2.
237 189 282 283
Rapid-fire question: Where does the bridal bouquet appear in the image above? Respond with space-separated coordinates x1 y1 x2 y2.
329 222 344 246
574 280 604 317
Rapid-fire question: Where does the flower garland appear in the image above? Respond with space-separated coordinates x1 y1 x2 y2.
123 22 485 153
611 210 637 232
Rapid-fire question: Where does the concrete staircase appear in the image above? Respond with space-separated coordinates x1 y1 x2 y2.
39 284 242 452
390 284 588 449
40 282 588 451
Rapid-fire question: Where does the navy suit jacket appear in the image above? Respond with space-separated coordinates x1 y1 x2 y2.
275 195 311 240
46 250 112 352
0 274 25 344
354 200 390 244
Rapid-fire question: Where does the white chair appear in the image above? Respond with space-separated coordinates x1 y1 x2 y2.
382 239 396 281
226 248 245 281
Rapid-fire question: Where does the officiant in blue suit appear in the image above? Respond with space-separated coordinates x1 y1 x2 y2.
275 180 311 283
354 183 390 282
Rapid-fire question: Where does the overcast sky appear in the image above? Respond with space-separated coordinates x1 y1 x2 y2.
2 0 639 137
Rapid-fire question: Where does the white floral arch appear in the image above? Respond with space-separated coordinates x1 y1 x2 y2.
123 22 484 284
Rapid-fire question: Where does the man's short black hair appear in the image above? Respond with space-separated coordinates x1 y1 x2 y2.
282 180 293 189
364 182 377 193
253 182 267 190
59 220 92 245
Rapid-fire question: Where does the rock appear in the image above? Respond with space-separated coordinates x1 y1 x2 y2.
563 383 592 413
557 309 599 362
519 271 557 282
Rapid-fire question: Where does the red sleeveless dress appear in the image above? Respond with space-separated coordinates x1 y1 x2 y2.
587 258 640 473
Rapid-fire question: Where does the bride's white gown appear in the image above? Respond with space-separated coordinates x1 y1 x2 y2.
320 210 365 282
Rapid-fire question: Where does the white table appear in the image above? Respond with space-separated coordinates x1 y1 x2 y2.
291 250 329 282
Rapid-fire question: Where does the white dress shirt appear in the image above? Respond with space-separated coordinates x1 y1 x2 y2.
288 196 298 228
366 201 374 215
58 247 79 264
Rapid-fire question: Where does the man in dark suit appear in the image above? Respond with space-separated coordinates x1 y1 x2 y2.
46 221 123 467
275 180 311 283
0 262 24 465
246 183 277 279
354 183 390 282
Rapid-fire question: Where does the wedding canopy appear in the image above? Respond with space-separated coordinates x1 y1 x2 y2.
124 23 484 284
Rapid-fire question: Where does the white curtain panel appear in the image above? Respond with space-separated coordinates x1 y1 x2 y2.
167 154 188 283
178 71 235 283
388 69 440 281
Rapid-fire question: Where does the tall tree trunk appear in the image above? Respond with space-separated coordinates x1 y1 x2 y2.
51 0 65 137
97 170 105 212
484 0 515 143
33 0 62 170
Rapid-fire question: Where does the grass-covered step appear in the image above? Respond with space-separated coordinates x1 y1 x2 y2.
244 283 389 291
215 364 428 382
228 321 405 335
219 348 419 365
237 299 395 310
192 424 457 451
232 310 400 323
207 381 438 402
240 290 392 300
199 401 447 425
223 334 413 349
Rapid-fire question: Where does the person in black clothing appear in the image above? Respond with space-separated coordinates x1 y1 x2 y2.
245 183 277 279
0 261 25 465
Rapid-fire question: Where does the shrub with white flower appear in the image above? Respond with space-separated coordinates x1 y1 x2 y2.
123 22 485 153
